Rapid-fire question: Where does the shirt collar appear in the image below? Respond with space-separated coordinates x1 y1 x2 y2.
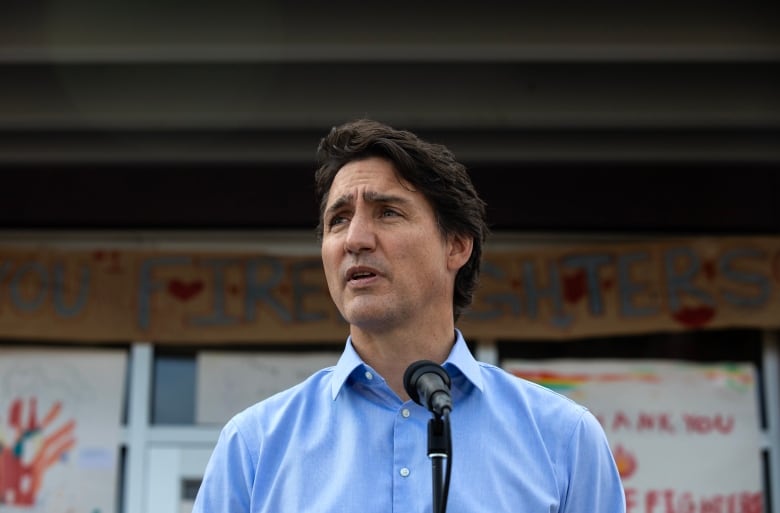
443 329 484 393
331 328 484 400
331 338 365 399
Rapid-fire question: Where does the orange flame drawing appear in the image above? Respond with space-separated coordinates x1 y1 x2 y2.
612 444 637 480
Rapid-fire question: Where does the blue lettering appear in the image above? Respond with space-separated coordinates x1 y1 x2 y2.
523 261 572 327
190 259 240 326
466 261 521 320
562 253 611 315
52 262 90 318
664 247 714 311
291 260 327 322
10 262 48 312
245 257 292 322
617 252 660 318
718 248 771 307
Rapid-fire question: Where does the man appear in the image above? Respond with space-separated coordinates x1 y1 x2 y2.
193 119 626 512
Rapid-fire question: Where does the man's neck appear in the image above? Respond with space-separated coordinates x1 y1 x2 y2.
349 322 457 401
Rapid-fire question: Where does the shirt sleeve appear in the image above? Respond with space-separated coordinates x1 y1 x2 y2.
559 410 626 513
191 419 256 513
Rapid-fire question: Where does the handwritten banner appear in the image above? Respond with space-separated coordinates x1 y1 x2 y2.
0 237 778 343
461 236 780 339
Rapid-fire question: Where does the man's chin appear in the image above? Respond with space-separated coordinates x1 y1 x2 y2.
343 306 396 331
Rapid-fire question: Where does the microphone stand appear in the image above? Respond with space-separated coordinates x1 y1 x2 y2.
427 410 452 513
402 360 453 513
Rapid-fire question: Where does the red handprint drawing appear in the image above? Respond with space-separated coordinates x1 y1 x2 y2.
0 397 76 505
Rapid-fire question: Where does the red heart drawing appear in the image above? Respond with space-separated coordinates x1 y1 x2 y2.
168 279 204 301
562 269 587 304
671 305 716 328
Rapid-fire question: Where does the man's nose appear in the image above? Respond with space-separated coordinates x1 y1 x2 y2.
344 212 376 254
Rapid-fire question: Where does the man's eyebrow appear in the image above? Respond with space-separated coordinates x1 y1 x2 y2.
325 191 410 216
325 193 354 218
363 191 410 206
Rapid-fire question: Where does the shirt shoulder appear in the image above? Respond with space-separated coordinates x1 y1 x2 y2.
474 361 592 439
472 362 617 495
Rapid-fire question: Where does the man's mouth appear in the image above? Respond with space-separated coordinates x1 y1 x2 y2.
349 271 376 281
347 267 378 282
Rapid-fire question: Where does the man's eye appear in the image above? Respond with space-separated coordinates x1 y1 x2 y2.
381 208 400 217
328 215 347 227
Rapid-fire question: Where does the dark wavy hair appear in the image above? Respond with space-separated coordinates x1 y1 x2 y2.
314 119 489 321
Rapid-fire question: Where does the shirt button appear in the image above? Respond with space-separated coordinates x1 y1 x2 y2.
400 467 410 477
364 371 373 380
401 408 411 418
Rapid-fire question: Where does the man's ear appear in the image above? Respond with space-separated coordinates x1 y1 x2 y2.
447 233 474 272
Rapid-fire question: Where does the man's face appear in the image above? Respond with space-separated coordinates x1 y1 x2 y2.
320 157 456 333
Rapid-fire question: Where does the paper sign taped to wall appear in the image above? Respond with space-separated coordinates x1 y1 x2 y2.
504 359 763 512
196 351 339 424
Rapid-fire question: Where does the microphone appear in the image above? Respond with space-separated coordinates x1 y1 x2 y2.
403 360 453 416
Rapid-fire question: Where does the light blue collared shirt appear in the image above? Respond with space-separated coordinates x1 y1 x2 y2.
193 330 625 512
